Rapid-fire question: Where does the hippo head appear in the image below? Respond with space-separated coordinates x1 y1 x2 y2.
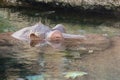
30 30 65 50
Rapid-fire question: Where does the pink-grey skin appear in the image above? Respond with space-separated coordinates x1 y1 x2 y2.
11 23 51 47
12 23 86 50
52 24 66 33
46 24 86 50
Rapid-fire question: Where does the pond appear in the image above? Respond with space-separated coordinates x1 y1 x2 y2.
0 7 120 80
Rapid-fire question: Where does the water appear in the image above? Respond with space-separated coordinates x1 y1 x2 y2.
0 7 120 80
0 8 120 35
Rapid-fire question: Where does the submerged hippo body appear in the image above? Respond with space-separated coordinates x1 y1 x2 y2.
64 34 110 51
11 23 110 51
0 32 119 80
44 25 110 51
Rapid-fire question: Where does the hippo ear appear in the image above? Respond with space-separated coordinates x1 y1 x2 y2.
30 33 38 40
30 33 40 47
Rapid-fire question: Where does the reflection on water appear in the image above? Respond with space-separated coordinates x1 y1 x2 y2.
0 7 120 80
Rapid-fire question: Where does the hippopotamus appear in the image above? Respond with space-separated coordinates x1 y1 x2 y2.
11 23 84 48
11 23 110 51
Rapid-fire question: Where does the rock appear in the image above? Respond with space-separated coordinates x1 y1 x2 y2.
1 0 120 11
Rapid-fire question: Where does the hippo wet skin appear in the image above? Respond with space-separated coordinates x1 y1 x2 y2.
0 24 120 80
12 23 110 51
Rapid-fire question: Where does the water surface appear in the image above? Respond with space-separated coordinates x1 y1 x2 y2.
0 7 120 80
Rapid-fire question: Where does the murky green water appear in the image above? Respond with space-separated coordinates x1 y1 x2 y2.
0 7 120 80
0 8 120 35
